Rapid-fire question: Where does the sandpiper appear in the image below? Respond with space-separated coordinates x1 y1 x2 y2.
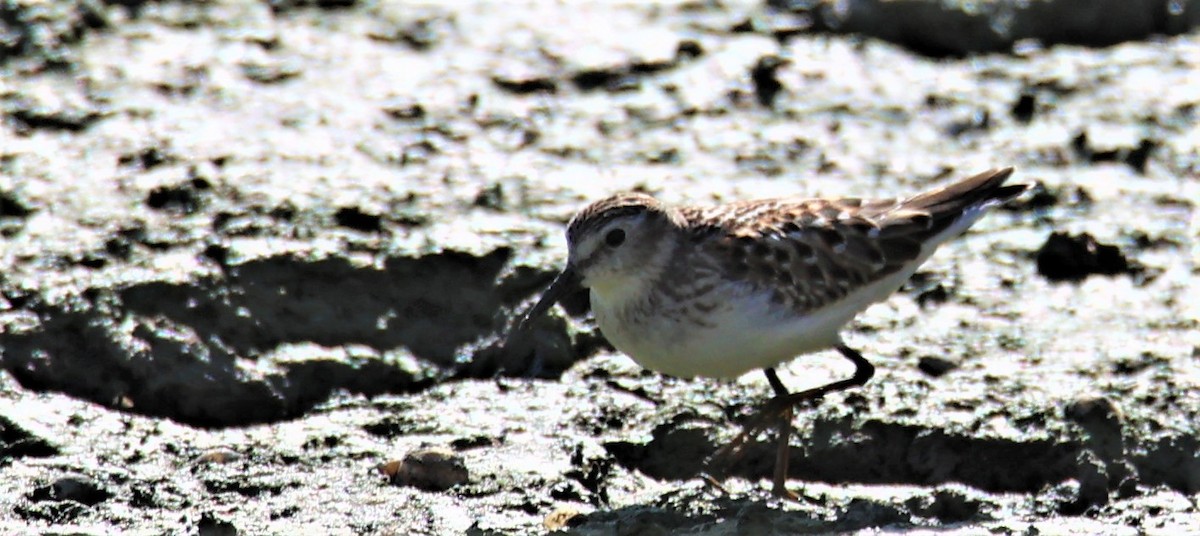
515 168 1027 498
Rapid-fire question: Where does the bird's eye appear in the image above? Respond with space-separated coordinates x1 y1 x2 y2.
605 228 626 247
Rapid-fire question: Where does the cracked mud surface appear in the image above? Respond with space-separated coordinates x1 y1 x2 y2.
2 1 1199 534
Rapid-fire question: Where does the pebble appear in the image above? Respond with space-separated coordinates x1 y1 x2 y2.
379 447 468 491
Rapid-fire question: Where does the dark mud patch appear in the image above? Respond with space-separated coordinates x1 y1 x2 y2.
604 422 719 482
0 190 34 219
117 250 514 358
1 249 589 426
146 178 212 215
1 414 59 463
1133 435 1200 494
1070 130 1160 174
769 0 1200 56
0 189 34 236
609 417 1095 495
6 102 108 133
1035 232 1138 281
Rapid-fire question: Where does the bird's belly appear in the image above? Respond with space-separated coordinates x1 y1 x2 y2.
593 290 855 379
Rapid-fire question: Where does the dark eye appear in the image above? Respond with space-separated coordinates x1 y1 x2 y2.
605 228 626 247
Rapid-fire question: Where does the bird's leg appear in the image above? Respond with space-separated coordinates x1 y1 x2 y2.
707 345 875 498
771 345 874 409
764 368 797 500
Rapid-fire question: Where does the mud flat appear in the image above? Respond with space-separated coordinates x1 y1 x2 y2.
1 0 1198 534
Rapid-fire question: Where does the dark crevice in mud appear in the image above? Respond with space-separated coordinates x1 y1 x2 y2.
0 190 34 218
1133 435 1200 494
767 0 1200 57
119 250 514 360
7 105 108 132
1070 130 1160 174
333 206 383 233
0 249 594 427
0 190 34 237
1035 232 1141 282
771 419 1085 493
145 178 211 215
267 0 359 14
605 422 718 482
1 415 60 463
608 418 1119 500
494 39 703 96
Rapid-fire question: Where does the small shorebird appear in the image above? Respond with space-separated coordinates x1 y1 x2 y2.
514 168 1026 498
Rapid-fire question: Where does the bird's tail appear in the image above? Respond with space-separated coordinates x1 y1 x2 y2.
899 167 1027 241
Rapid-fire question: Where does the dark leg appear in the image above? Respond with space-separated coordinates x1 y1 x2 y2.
773 345 874 408
763 368 796 499
708 345 875 499
764 367 789 396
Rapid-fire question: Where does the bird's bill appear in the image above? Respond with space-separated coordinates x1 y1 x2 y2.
516 267 581 331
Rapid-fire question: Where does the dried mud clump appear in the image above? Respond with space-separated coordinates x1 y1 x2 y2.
1035 232 1135 281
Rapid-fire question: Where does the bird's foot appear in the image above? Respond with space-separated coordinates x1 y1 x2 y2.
704 395 804 493
706 385 839 498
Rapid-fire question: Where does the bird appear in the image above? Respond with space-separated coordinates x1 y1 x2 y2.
513 167 1027 498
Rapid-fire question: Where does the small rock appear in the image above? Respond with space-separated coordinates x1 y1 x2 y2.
379 447 468 491
117 146 176 170
1124 139 1156 174
194 447 244 465
146 178 210 215
240 60 303 84
572 68 634 92
946 108 991 137
197 512 239 536
492 67 558 94
1070 128 1158 173
1011 91 1036 123
473 183 505 210
915 283 951 307
30 474 111 506
543 506 584 531
334 206 383 233
382 99 425 121
450 434 502 450
675 39 703 61
9 105 107 132
1 191 34 218
918 356 958 378
368 12 452 50
750 55 787 108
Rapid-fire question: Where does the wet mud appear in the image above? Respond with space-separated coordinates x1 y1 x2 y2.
2 0 1198 534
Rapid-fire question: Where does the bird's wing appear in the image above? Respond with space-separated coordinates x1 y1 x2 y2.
679 168 1024 312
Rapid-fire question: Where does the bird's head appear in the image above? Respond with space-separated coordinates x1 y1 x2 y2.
516 193 679 329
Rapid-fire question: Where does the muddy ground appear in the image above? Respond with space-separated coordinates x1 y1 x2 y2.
1 0 1199 534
